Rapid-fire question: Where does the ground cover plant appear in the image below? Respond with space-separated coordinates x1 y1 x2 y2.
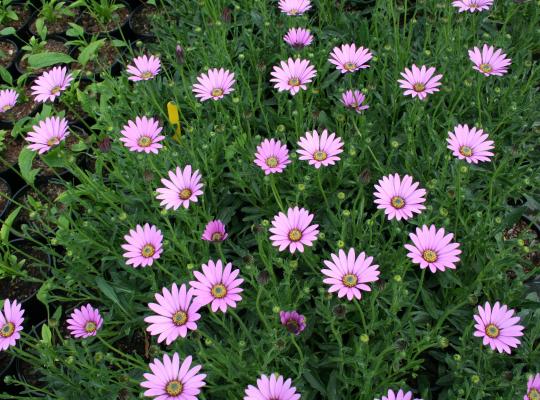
0 0 539 398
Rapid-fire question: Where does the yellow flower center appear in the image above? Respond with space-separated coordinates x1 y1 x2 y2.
0 322 15 337
391 196 405 209
485 323 500 338
141 71 153 79
529 389 540 400
172 310 187 326
211 88 224 98
413 83 425 92
288 77 300 87
342 273 358 288
211 283 227 299
459 145 473 157
137 136 152 147
479 63 492 73
285 319 299 334
179 188 192 200
165 380 183 396
47 136 60 146
313 151 327 161
288 228 302 242
289 8 298 15
211 232 223 241
141 244 155 258
344 62 357 71
50 86 61 95
84 321 97 333
2 104 12 112
422 249 438 263
266 156 279 168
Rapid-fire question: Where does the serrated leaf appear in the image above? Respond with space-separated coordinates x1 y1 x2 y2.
18 147 39 185
1 206 21 244
27 52 75 69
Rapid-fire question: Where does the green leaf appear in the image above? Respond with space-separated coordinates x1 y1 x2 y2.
27 52 75 69
18 147 39 185
78 39 105 66
0 66 12 85
41 146 68 169
66 22 84 37
96 277 128 315
70 141 88 152
35 17 47 40
41 324 52 345
303 370 327 395
0 27 16 36
1 206 21 244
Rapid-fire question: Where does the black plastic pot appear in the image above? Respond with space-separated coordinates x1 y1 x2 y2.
0 176 11 219
0 38 19 77
128 4 157 40
27 8 82 38
2 2 36 45
14 36 72 76
79 2 132 39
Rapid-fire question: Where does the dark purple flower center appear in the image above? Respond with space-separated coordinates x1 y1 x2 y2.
166 380 183 396
0 322 14 337
172 310 188 326
485 323 500 338
179 188 192 200
211 283 227 299
285 319 300 334
422 249 438 263
288 228 302 242
391 196 405 209
342 273 358 288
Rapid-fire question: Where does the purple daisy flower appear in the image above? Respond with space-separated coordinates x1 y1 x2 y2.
254 138 291 175
192 68 235 102
525 373 540 400
66 304 103 338
297 129 344 168
469 44 511 76
329 43 373 74
31 66 73 103
283 27 313 49
452 0 493 12
269 206 319 253
119 116 165 154
341 89 369 112
0 89 18 112
121 223 164 268
201 220 228 242
156 165 203 210
26 116 69 154
270 58 317 96
244 374 301 400
447 124 494 164
279 310 306 335
398 64 443 100
126 55 161 81
373 173 427 221
0 299 24 351
278 0 312 15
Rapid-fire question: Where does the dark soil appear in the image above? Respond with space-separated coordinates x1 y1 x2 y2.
75 41 120 75
0 177 10 214
2 4 32 30
16 358 43 388
0 241 48 302
0 351 14 375
0 132 23 170
29 9 80 35
80 7 129 34
18 40 70 74
131 5 158 36
114 328 149 359
0 86 40 124
0 40 17 68
504 219 540 272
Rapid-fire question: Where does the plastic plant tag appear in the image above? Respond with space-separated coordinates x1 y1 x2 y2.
167 101 181 142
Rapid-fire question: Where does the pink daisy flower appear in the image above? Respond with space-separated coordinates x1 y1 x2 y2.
279 311 306 335
126 54 161 81
473 301 525 354
329 43 373 74
379 389 422 400
525 374 540 400
192 68 235 102
119 116 164 154
254 138 291 175
269 206 319 254
469 44 511 77
201 220 228 242
0 89 18 112
283 27 313 49
321 248 380 301
144 283 201 344
141 353 206 399
156 165 203 210
297 129 344 168
66 304 103 339
398 64 443 100
190 259 243 313
0 299 24 351
26 116 69 154
31 66 73 103
341 89 369 112
270 58 317 96
452 0 493 13
373 173 427 221
278 0 311 15
404 225 462 273
244 374 301 400
447 124 494 164
121 223 163 268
